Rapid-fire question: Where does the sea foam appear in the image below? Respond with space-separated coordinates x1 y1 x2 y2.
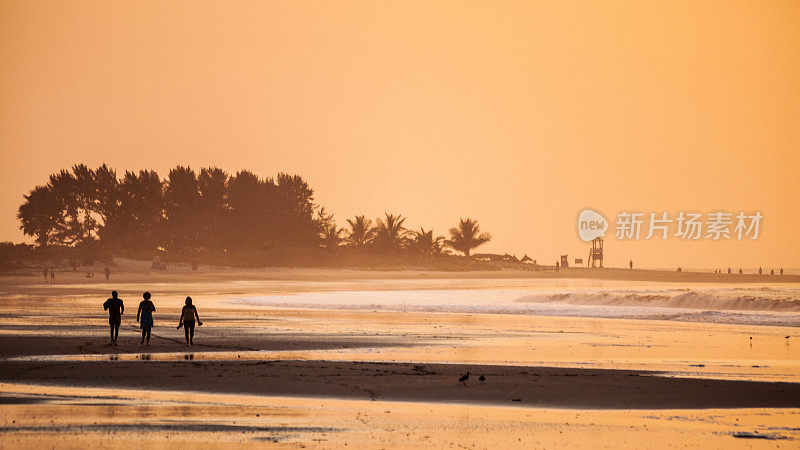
225 286 800 327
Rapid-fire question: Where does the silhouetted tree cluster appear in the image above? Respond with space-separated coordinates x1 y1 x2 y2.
18 164 492 259
18 164 319 254
320 213 491 257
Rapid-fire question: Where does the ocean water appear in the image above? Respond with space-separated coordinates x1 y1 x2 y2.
226 286 800 327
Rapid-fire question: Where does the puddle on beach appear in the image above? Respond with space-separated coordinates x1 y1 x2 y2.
5 350 314 363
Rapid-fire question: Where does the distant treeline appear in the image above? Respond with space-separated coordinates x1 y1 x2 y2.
17 164 491 261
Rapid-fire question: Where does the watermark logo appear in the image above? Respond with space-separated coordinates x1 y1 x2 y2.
578 209 608 242
577 209 763 241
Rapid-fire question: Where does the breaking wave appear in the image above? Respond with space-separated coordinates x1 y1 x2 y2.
515 289 800 312
226 286 800 327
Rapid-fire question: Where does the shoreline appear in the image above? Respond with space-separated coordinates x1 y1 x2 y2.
4 265 800 286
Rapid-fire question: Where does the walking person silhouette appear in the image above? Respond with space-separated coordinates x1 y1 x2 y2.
177 297 202 346
103 291 124 345
137 292 156 346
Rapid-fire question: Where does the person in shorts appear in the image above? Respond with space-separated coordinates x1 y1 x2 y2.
103 291 124 345
177 296 202 346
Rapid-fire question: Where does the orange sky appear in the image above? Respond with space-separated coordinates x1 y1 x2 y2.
1 1 798 269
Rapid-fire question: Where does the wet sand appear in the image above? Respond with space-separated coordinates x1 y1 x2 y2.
1 383 798 448
2 359 799 409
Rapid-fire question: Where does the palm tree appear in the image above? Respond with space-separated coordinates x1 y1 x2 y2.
345 215 373 247
321 223 345 248
372 213 409 252
410 228 445 256
446 218 491 257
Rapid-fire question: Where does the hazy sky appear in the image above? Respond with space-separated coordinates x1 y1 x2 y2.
1 1 798 268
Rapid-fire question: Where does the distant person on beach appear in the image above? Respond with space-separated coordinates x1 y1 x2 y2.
728 267 731 274
739 268 743 274
629 260 633 269
759 267 763 275
555 262 560 272
103 291 124 345
104 266 110 280
677 267 682 272
49 268 55 283
781 268 784 275
42 267 48 283
177 296 202 346
771 269 775 275
137 291 156 346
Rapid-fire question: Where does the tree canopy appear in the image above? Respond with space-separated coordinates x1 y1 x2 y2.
18 164 494 262
17 164 319 254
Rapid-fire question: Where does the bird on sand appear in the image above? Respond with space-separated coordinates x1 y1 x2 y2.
479 375 486 384
458 372 470 385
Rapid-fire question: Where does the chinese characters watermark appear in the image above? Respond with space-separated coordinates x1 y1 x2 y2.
578 209 762 241
614 211 762 240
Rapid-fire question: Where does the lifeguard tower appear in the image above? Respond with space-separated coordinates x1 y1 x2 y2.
588 237 604 268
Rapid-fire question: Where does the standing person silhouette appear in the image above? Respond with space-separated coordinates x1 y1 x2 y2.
137 292 156 346
177 297 202 346
103 291 124 345
49 268 55 283
104 266 110 281
629 260 633 269
42 267 48 283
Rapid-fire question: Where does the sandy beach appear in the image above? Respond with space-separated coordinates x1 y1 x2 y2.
0 266 799 447
5 0 800 446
